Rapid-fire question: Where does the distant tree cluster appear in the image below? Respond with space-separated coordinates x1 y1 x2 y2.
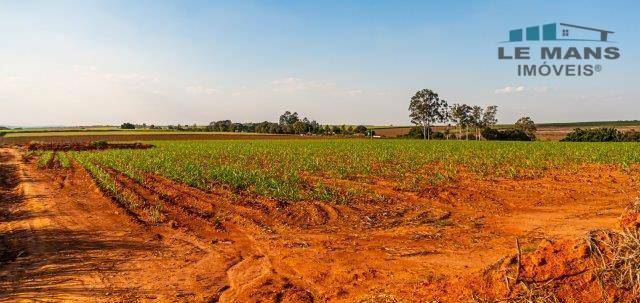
449 103 499 140
407 88 500 140
481 128 533 141
561 128 640 142
408 88 537 141
479 116 537 141
120 113 371 137
513 117 537 139
205 111 370 136
120 122 136 129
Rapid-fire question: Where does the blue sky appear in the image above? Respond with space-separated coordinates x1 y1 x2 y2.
0 0 638 126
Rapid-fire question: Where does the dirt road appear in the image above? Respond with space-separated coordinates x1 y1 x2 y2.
0 148 227 302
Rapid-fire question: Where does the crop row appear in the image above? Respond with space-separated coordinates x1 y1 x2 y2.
70 139 640 202
35 151 71 169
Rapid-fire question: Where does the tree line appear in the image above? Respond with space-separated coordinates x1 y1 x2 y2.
205 111 370 135
561 128 640 142
122 111 371 136
408 88 537 140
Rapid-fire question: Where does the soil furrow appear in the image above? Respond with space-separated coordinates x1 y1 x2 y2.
98 165 321 301
102 166 222 239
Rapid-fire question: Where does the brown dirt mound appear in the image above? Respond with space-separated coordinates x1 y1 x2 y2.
25 141 153 151
418 202 640 303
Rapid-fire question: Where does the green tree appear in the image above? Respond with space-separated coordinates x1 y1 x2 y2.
514 116 537 139
470 106 484 139
279 111 299 126
408 89 449 140
354 125 368 134
292 121 307 134
449 103 472 139
120 122 135 130
482 105 498 127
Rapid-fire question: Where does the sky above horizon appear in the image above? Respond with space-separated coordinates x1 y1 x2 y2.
1 0 639 127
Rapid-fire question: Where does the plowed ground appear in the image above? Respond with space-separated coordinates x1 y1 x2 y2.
1 147 639 302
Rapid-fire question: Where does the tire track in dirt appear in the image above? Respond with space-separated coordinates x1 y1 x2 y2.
0 148 116 301
0 149 233 302
0 149 27 268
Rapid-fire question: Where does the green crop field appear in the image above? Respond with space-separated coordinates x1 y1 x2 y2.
69 139 640 204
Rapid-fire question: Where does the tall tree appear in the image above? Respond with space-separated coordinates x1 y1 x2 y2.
470 106 484 139
449 103 472 139
408 89 449 140
482 105 498 127
279 111 299 126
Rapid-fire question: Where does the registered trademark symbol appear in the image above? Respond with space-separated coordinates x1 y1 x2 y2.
595 65 602 72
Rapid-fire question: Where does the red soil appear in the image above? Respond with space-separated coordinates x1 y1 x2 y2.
25 141 153 151
2 147 640 302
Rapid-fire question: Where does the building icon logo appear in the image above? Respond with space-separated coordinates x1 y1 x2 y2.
507 23 615 43
497 22 620 77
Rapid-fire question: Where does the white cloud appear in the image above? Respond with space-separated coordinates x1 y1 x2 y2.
103 73 157 84
185 85 221 96
345 89 363 96
494 85 525 94
230 86 256 97
271 77 337 93
72 65 97 73
494 85 548 95
73 65 158 85
68 65 164 96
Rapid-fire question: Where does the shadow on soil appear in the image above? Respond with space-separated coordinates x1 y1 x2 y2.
0 229 162 301
0 151 161 301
